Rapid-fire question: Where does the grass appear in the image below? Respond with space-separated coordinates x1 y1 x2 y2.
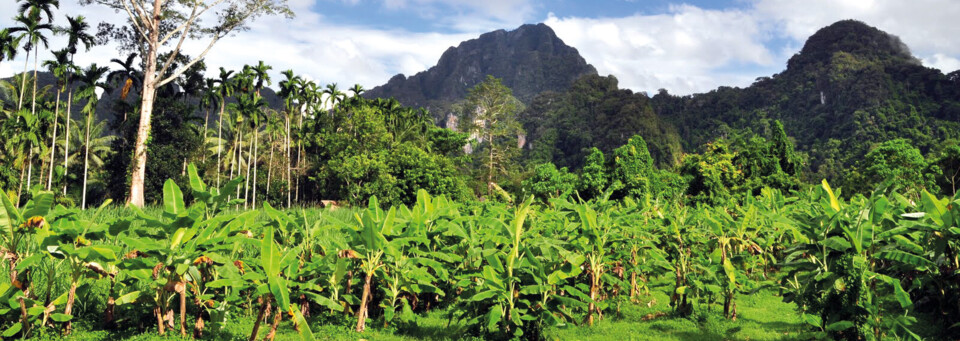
22 276 810 341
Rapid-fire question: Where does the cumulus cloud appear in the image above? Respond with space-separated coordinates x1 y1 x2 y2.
545 5 778 95
2 0 959 97
0 0 477 91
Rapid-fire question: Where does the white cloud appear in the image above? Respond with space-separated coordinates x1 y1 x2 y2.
545 5 777 95
2 0 960 98
0 0 477 92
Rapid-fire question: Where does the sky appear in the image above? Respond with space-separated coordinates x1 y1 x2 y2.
1 0 959 96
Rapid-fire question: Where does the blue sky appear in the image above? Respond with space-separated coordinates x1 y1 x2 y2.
1 0 959 95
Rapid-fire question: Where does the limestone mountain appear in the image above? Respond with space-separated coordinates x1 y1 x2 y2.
364 23 597 119
523 19 960 191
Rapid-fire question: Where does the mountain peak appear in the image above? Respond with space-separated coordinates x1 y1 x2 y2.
364 23 597 114
787 20 919 70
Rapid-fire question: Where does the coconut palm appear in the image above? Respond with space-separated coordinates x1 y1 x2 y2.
75 63 109 209
0 29 23 69
41 48 74 190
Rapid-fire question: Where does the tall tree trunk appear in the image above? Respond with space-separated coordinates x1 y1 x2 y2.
63 90 73 196
244 129 253 209
286 114 291 208
487 131 494 197
16 160 25 206
17 49 28 111
82 113 91 210
128 0 163 207
252 125 259 208
26 151 33 192
217 100 225 188
266 132 273 202
47 89 61 190
295 111 303 204
32 48 38 120
202 108 209 163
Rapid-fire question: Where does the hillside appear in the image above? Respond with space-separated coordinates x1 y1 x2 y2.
363 23 597 121
520 20 960 189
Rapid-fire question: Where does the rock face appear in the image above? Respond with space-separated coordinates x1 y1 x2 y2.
364 23 597 115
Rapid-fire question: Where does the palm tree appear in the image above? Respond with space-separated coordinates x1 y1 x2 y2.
107 53 142 121
60 15 96 196
9 13 54 113
199 78 218 164
278 70 301 207
42 49 74 190
0 29 23 69
75 63 109 209
213 67 235 188
62 117 113 200
349 84 364 106
18 0 59 23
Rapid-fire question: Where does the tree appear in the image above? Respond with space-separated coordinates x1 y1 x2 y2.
106 52 141 121
579 147 607 199
83 0 293 207
59 15 96 196
863 139 931 195
0 29 22 69
76 63 109 209
928 143 960 196
10 13 54 114
610 135 655 199
680 141 743 205
213 67 235 189
457 75 524 198
41 49 74 191
522 162 577 202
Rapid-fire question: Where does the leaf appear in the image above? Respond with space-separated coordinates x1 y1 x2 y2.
822 236 851 251
290 304 314 341
2 322 21 337
23 191 54 219
15 253 44 271
115 291 141 305
877 251 933 268
722 258 736 285
891 235 923 254
921 190 946 223
163 179 185 216
0 190 21 237
50 313 73 322
269 276 291 311
820 180 841 212
261 227 281 278
826 321 855 331
486 304 502 330
187 163 207 194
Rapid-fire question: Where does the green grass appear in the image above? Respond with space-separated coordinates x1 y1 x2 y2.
23 279 809 341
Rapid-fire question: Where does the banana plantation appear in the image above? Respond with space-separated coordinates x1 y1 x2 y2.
0 164 958 340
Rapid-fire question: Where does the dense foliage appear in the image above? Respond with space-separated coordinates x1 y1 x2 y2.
0 167 957 340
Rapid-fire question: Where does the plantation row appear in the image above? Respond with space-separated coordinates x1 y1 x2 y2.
1 165 958 340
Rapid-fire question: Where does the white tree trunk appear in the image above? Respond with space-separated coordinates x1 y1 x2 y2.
47 89 62 191
127 0 163 207
82 113 91 210
63 90 73 196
